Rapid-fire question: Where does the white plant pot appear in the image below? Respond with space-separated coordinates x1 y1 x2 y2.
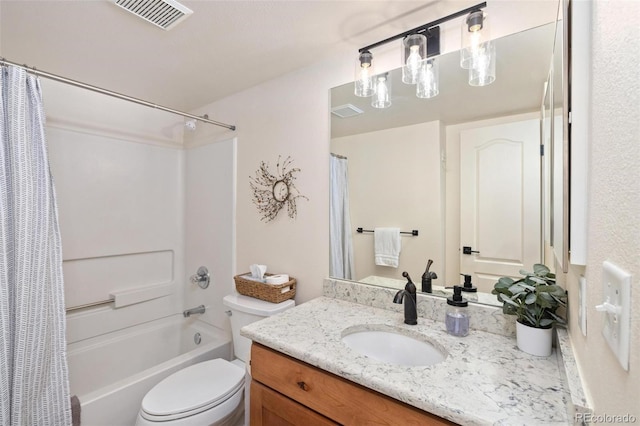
516 321 553 357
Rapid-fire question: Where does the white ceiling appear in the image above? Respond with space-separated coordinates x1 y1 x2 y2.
0 0 481 112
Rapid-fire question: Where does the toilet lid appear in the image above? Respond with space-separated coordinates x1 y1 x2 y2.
141 359 245 418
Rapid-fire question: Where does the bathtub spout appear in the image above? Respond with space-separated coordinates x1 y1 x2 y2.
183 305 206 317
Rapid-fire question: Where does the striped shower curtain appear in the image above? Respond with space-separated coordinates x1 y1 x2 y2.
0 66 71 425
329 154 355 280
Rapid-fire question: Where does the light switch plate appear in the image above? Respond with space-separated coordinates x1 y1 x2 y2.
578 276 587 336
598 261 631 371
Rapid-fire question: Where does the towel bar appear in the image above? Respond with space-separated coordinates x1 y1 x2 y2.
356 227 419 236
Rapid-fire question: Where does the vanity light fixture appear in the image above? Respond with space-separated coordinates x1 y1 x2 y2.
353 2 491 104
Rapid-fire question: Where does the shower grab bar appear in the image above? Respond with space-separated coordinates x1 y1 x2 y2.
356 227 419 236
65 298 114 313
64 282 172 313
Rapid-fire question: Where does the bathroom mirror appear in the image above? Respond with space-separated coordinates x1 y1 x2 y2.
551 2 570 273
329 22 559 306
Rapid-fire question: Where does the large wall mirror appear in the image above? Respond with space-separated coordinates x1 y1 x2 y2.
329 20 564 307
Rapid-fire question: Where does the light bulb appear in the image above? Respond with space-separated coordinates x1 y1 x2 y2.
404 46 422 83
371 74 391 108
461 10 489 70
402 34 427 84
469 41 495 86
416 59 439 99
354 51 375 97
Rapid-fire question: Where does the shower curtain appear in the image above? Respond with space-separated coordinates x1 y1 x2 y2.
0 66 71 425
329 155 355 280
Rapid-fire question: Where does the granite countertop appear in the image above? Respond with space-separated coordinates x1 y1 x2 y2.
241 296 570 426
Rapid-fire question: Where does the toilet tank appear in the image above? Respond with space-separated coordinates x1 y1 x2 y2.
222 293 295 362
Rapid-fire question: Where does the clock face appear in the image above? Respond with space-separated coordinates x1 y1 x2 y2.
273 180 289 202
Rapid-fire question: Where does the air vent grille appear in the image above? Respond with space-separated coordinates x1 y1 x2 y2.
114 0 193 30
331 104 364 119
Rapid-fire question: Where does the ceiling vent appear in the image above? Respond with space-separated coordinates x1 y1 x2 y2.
331 104 364 119
114 0 193 31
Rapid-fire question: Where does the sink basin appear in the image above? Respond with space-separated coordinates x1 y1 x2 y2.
341 329 446 366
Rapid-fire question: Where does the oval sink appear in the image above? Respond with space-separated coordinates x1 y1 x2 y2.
341 329 446 366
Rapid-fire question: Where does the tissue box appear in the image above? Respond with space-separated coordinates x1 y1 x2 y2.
234 273 296 303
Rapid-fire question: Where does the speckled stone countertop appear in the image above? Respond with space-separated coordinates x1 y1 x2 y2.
241 296 570 426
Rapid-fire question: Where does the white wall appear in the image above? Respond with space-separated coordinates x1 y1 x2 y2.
184 138 236 332
562 1 640 419
185 54 351 303
332 121 443 283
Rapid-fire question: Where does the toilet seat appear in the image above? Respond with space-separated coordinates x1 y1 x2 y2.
140 359 245 422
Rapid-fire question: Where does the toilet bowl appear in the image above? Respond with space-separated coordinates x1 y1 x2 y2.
136 293 294 426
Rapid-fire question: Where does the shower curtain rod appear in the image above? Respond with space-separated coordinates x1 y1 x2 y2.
0 58 236 131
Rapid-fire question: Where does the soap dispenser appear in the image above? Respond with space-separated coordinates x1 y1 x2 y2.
460 273 477 293
446 286 469 337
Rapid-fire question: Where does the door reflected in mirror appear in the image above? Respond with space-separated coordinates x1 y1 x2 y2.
329 22 560 307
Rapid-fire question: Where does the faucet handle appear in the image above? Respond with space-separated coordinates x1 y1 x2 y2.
190 266 210 289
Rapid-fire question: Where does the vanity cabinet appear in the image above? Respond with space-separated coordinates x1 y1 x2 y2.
250 343 454 425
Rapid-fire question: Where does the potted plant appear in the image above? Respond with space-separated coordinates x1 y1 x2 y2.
492 264 567 356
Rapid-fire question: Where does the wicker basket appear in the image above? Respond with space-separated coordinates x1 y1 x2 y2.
234 273 296 303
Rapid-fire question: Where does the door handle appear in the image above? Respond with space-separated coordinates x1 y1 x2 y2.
462 246 480 255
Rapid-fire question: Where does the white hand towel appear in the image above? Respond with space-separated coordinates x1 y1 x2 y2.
374 227 401 268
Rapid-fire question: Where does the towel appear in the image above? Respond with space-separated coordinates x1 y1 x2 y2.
374 227 401 267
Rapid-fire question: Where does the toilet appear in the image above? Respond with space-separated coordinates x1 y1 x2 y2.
136 293 295 426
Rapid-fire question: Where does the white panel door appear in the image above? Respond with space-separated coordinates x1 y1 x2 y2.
460 119 541 293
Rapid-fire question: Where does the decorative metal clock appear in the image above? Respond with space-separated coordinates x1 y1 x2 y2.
250 156 308 222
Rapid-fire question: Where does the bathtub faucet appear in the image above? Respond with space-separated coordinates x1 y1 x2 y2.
183 305 206 317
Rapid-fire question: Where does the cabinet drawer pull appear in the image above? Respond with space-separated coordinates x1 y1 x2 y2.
297 381 309 391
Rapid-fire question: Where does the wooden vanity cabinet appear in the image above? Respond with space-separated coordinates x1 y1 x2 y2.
250 343 455 426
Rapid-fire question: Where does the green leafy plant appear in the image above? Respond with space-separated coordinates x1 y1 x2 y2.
492 264 567 328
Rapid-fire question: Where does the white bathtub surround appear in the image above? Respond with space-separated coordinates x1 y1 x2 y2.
0 65 71 425
241 297 571 425
67 315 231 425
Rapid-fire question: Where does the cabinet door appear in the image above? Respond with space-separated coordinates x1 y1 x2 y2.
251 343 454 426
250 381 337 426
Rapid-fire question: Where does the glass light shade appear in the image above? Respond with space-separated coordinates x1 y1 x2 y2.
468 41 496 86
354 51 375 97
402 34 427 84
460 10 490 70
416 59 439 99
371 73 391 109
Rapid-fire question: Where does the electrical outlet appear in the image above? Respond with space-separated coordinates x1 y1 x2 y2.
595 261 631 371
578 276 587 336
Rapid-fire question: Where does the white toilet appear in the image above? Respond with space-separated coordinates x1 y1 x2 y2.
136 293 295 426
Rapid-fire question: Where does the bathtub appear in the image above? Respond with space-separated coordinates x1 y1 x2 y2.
67 315 232 425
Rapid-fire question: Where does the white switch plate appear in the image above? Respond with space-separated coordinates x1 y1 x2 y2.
599 261 631 371
578 276 587 336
